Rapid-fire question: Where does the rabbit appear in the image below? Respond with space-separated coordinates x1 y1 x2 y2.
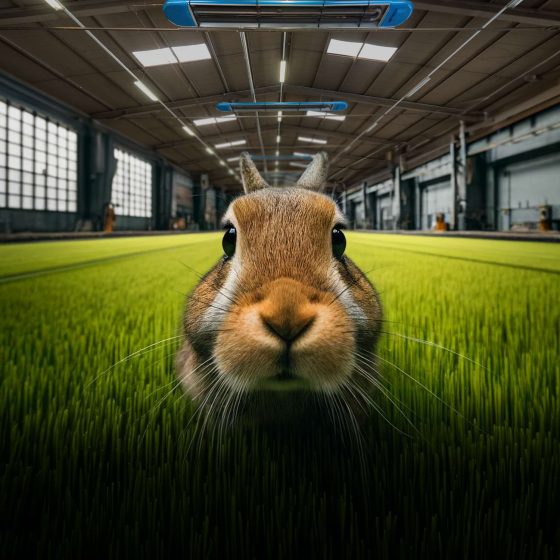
176 151 382 423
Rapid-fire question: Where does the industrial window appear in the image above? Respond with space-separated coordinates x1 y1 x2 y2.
112 148 152 218
0 99 78 212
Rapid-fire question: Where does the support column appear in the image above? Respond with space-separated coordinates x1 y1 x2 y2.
450 136 457 230
362 181 368 229
392 156 402 230
457 120 468 230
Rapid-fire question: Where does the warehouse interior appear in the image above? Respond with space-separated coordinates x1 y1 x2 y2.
2 3 560 558
1 0 559 236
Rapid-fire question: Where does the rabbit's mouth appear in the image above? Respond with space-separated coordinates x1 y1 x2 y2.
254 371 311 392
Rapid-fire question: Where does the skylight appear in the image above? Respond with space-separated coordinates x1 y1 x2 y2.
327 39 397 62
305 110 346 122
193 115 236 127
132 44 211 67
298 136 327 145
359 43 398 62
327 39 362 58
214 139 246 149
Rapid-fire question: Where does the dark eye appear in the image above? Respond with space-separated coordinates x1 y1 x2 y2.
332 227 346 259
222 226 237 258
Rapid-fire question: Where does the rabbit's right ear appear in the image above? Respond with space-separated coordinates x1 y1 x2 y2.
240 152 269 194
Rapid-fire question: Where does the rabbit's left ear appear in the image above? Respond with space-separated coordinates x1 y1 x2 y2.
296 152 329 192
240 152 269 193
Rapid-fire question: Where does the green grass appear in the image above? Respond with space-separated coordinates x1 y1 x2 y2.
1 232 559 559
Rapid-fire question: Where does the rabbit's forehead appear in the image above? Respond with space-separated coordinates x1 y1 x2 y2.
226 189 343 231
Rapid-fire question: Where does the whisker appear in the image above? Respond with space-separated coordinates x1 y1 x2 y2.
88 335 182 387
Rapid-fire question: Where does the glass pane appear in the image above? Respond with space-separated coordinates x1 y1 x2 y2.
8 169 21 182
23 183 33 196
47 198 57 211
9 194 21 208
36 186 45 198
0 193 5 207
35 197 45 210
22 196 33 209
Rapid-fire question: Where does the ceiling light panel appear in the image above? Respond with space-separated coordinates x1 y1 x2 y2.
327 39 362 57
359 43 398 62
193 115 237 127
172 44 212 62
327 39 397 62
132 44 211 67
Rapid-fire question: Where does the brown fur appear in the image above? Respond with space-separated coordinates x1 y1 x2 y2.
177 153 382 412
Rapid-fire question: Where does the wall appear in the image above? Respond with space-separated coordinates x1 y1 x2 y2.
345 104 560 232
0 72 199 234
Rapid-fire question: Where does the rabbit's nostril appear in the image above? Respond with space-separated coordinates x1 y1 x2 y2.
261 315 315 343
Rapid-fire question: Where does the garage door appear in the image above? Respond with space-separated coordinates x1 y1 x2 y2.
421 179 452 230
498 152 560 230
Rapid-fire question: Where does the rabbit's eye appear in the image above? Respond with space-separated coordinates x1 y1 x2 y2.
222 226 237 258
332 228 346 259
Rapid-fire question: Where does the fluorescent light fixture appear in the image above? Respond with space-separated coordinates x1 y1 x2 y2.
134 80 158 101
298 136 327 145
359 43 398 62
220 160 226 167
290 162 308 168
406 76 431 97
293 151 312 158
206 147 214 154
226 156 239 162
305 110 345 122
172 44 211 63
228 169 234 175
214 139 246 149
44 0 63 9
275 150 279 156
132 44 211 67
193 115 236 127
277 111 282 123
279 60 287 83
182 125 195 136
327 39 397 62
276 135 281 143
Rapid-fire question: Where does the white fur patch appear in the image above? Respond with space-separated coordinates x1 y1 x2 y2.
199 258 240 331
328 261 368 326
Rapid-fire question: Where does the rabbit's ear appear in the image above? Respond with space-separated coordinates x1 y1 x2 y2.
240 152 269 193
296 152 329 192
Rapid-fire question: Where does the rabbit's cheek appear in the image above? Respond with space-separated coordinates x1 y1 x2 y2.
213 307 286 387
289 307 355 390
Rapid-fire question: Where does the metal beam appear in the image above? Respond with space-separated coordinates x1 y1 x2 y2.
91 86 279 119
92 84 477 121
414 1 560 28
0 0 147 25
285 85 484 119
153 123 393 151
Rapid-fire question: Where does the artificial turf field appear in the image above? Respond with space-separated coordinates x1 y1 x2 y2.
1 232 559 559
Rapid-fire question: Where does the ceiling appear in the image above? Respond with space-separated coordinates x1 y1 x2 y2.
0 0 559 192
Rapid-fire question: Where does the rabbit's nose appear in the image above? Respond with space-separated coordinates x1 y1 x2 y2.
262 314 315 343
258 278 318 343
